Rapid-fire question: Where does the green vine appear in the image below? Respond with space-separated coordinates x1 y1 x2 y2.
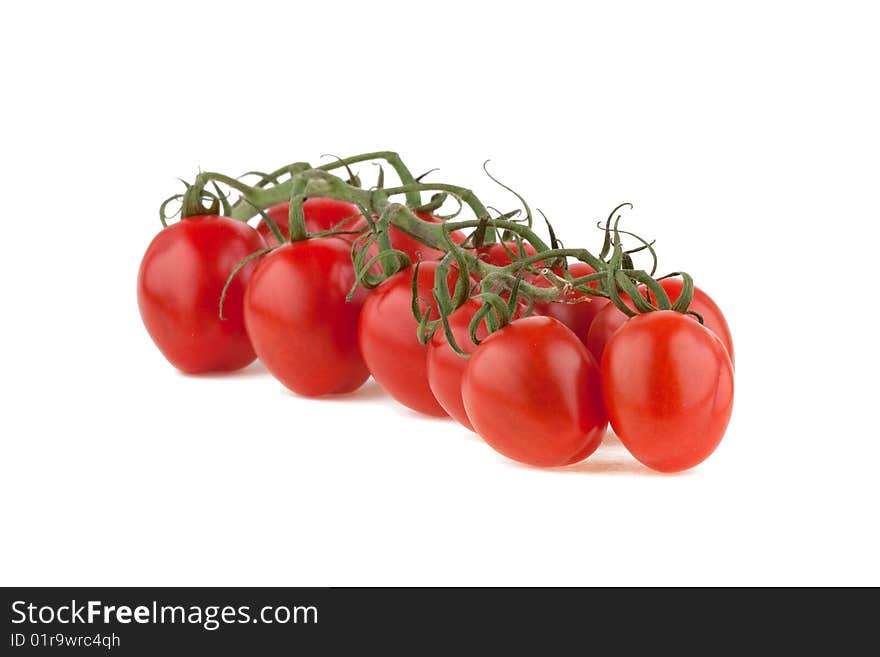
162 151 699 347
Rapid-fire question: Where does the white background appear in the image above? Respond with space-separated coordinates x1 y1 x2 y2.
1 1 878 586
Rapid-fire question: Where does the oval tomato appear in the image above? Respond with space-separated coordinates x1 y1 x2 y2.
586 278 734 363
137 215 266 374
462 316 608 467
601 310 734 473
244 237 369 396
426 300 485 430
257 198 365 246
531 262 611 344
358 261 458 416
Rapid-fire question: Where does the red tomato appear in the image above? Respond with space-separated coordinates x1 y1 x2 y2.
462 316 608 467
358 262 458 416
531 262 611 345
426 300 485 430
138 215 266 374
477 241 539 267
257 199 366 246
586 278 734 364
601 310 734 473
244 238 369 396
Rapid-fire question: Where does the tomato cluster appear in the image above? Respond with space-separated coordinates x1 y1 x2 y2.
139 154 734 474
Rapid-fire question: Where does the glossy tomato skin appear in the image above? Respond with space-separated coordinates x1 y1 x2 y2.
426 300 484 430
462 316 608 467
586 278 734 364
532 262 611 345
137 215 265 374
601 311 734 473
244 238 369 396
257 199 365 246
477 241 538 267
585 302 631 363
358 262 455 416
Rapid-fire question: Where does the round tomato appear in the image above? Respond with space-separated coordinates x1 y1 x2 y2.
586 278 734 363
358 261 458 416
244 237 369 396
257 198 365 246
477 241 539 267
462 316 608 467
531 262 611 344
426 300 485 430
137 214 266 373
601 310 734 473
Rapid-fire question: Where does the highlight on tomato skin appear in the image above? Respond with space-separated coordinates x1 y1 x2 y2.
461 316 608 467
358 261 458 417
600 310 734 473
137 214 266 374
243 237 369 397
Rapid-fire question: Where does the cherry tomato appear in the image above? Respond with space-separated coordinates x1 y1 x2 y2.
426 300 485 430
257 199 365 246
586 278 734 364
477 241 538 267
358 261 458 416
462 316 608 467
601 310 734 473
138 215 266 374
531 262 611 345
244 237 369 396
